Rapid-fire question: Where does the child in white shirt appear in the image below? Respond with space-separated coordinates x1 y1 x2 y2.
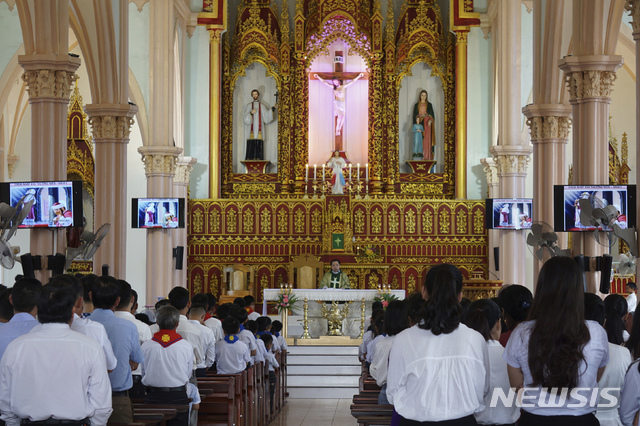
215 317 251 374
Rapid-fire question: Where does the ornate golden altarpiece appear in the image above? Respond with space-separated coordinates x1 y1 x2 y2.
190 0 491 305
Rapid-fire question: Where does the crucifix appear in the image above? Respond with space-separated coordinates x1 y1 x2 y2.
311 51 368 152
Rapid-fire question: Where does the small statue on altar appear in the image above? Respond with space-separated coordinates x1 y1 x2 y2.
412 90 435 161
243 89 276 160
314 73 364 136
327 150 347 194
412 116 424 159
320 259 351 289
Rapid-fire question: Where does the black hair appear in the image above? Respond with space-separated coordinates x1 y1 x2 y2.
271 320 283 333
460 297 472 321
11 278 42 313
260 333 273 347
257 316 271 331
156 305 180 330
192 293 210 310
155 299 171 310
368 308 384 332
371 301 383 311
245 320 258 334
230 303 248 323
604 294 628 345
206 293 217 311
82 274 99 303
584 293 605 326
217 302 234 320
0 289 13 322
91 276 121 309
251 89 260 96
189 304 207 317
233 297 246 308
405 292 425 326
383 300 409 336
373 314 384 337
244 295 255 306
497 284 533 331
116 280 133 310
330 259 341 265
419 269 461 335
464 299 501 341
135 313 153 326
627 282 637 291
37 280 77 324
131 289 138 306
222 316 240 335
424 264 463 296
168 286 190 311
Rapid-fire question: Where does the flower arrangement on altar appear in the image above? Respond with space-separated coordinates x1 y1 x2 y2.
276 284 299 314
374 284 398 308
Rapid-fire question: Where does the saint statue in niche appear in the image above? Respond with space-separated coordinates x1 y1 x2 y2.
327 150 347 194
243 89 276 160
314 73 364 136
412 90 435 160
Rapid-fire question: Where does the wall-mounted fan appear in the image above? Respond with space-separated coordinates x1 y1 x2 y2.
526 222 572 261
64 223 110 271
0 195 34 270
614 252 637 276
579 194 638 257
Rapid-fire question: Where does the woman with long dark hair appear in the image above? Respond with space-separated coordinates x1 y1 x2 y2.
387 269 488 425
503 257 609 425
464 299 519 425
604 294 630 344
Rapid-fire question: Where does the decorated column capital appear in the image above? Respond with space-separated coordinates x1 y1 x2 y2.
626 1 640 36
174 156 198 185
480 157 499 198
522 104 573 141
7 155 19 179
85 103 138 141
489 145 532 176
558 56 623 101
138 146 183 177
19 54 81 100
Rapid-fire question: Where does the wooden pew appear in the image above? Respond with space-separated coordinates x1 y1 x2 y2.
350 403 394 426
199 371 246 426
197 376 237 426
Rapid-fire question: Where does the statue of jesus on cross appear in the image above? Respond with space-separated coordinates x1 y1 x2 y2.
314 72 364 136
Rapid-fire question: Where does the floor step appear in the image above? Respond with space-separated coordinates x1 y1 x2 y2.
288 364 362 375
288 387 358 399
287 355 360 365
287 345 359 356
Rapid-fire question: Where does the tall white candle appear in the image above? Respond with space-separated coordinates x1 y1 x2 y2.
322 164 325 181
314 164 317 180
349 163 352 181
305 164 309 182
366 163 369 181
357 163 360 180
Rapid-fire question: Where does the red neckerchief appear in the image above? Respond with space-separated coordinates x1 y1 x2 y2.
245 307 254 314
204 313 212 321
152 329 183 348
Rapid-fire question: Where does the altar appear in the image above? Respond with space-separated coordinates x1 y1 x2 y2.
263 288 405 340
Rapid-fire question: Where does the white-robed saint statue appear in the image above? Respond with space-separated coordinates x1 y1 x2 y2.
243 89 275 160
327 150 347 194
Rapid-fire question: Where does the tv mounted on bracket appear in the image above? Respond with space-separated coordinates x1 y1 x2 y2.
131 198 185 229
485 198 533 230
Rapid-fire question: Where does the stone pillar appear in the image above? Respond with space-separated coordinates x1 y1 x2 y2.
488 0 531 285
19 55 80 280
138 146 182 301
172 156 197 287
85 104 138 278
481 158 499 278
558 57 621 292
625 0 640 259
208 29 223 198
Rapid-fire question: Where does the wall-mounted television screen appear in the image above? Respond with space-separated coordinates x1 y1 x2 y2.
0 181 83 228
553 185 636 232
485 198 533 229
132 198 185 229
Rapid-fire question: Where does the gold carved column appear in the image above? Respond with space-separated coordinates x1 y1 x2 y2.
454 30 469 199
208 28 223 198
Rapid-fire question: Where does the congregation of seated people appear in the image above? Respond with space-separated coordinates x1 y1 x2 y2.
355 259 640 426
0 276 286 426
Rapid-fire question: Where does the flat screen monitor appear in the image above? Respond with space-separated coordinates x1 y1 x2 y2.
553 185 636 232
485 198 533 229
0 181 83 228
132 198 185 229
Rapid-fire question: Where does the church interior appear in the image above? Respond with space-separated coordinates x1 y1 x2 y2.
1 0 640 421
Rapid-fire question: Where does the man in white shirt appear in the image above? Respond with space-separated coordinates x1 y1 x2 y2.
626 282 637 314
230 304 257 358
151 287 204 370
192 293 223 342
187 304 216 377
115 280 151 398
0 279 112 425
142 306 193 426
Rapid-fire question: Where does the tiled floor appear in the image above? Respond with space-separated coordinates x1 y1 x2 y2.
269 398 356 425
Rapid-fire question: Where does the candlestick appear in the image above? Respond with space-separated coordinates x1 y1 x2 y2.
322 164 325 181
305 164 309 182
366 163 369 181
349 163 352 182
357 163 360 181
314 164 317 180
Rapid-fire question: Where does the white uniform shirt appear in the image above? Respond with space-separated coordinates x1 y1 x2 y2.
152 315 204 368
141 337 193 388
71 313 118 371
276 334 288 351
474 340 519 425
270 332 281 352
0 323 112 425
215 338 251 374
387 324 489 422
619 361 640 425
359 330 373 360
265 350 279 372
114 311 151 375
204 316 223 342
596 343 631 426
248 311 260 321
370 335 396 386
627 293 637 314
188 319 216 368
254 337 267 364
503 320 609 416
366 334 386 364
238 328 258 354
